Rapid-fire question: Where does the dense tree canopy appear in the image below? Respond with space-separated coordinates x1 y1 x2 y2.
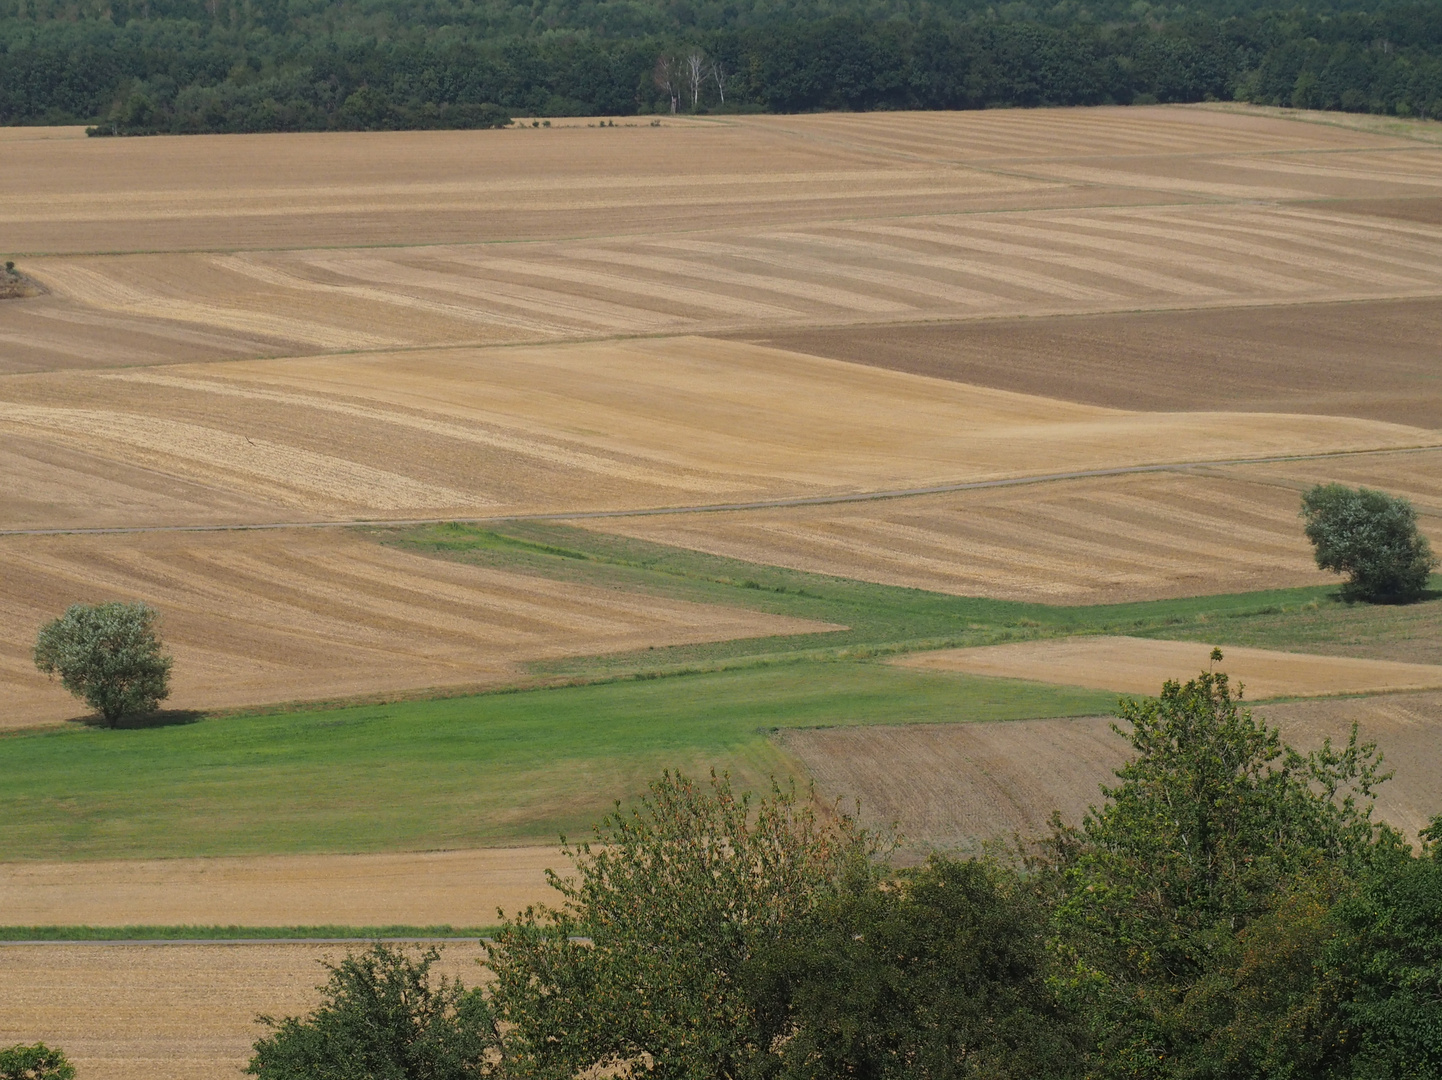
253 700 1442 1077
1302 483 1438 603
0 0 1439 132
32 600 173 726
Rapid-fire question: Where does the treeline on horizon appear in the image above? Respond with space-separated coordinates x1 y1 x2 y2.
0 0 1440 134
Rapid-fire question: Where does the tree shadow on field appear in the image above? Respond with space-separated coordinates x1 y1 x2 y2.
69 709 206 731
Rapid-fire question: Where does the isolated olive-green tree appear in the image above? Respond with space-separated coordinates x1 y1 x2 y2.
1301 483 1437 603
248 944 495 1080
33 601 173 726
0 1044 75 1080
484 771 879 1079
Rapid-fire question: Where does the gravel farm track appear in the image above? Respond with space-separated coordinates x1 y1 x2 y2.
4 104 1442 1078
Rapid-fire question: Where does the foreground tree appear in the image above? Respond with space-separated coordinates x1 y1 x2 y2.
1049 653 1396 1078
485 771 879 1078
753 855 1086 1079
247 944 495 1080
0 1044 75 1080
1301 483 1437 603
33 601 173 726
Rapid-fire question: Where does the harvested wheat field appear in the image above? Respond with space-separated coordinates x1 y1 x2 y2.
897 638 1442 699
20 200 1442 359
0 528 831 729
5 106 1442 368
0 847 562 927
591 447 1442 603
0 941 487 1080
589 469 1346 603
748 296 1442 430
2 337 1434 532
783 690 1442 850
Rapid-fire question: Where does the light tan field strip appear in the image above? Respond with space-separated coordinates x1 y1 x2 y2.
587 449 1441 604
22 201 1442 352
0 848 562 927
0 527 834 729
0 942 488 1080
898 638 1442 699
1 337 1437 532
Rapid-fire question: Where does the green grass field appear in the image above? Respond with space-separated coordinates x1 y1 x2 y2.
0 663 1115 860
2 521 1436 863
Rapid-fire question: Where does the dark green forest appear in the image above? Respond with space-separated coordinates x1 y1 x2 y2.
1 0 1440 134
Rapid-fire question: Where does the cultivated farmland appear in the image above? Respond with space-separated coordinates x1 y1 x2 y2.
0 528 830 728
5 105 1442 1077
0 338 1432 532
784 690 1442 851
895 637 1442 699
0 941 488 1080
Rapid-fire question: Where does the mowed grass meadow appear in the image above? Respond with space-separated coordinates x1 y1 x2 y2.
0 664 1115 860
2 523 1438 862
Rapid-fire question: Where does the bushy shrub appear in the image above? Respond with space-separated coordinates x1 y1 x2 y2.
247 944 495 1080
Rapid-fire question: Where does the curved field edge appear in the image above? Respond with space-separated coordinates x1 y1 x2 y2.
1 522 1438 862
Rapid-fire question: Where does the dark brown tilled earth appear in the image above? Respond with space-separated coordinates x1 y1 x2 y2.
739 296 1442 430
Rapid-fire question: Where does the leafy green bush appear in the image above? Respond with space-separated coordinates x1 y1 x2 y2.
0 1044 75 1080
247 944 495 1080
33 601 173 726
1301 483 1437 602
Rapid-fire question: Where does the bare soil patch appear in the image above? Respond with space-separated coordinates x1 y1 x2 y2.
0 847 562 926
0 941 486 1080
0 528 830 729
783 690 1442 850
896 637 1442 699
1 338 1430 532
744 297 1442 429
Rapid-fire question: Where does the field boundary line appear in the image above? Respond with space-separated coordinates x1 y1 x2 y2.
4 443 1440 540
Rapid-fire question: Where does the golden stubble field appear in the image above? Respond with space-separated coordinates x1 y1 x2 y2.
0 527 832 728
4 105 1442 1080
4 106 1442 369
2 338 1434 532
0 940 489 1080
3 105 1442 720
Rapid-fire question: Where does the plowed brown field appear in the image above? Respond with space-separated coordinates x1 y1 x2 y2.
2 338 1432 532
895 638 1442 699
748 297 1442 430
0 941 487 1080
0 847 562 926
0 528 831 729
782 690 1442 849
